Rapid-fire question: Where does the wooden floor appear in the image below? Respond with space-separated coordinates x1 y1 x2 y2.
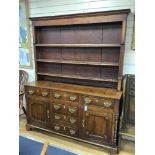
19 115 135 155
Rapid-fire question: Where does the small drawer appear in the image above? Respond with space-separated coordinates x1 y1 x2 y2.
66 127 78 137
63 92 79 102
66 106 78 116
82 95 113 108
53 114 66 124
53 124 65 133
53 91 78 102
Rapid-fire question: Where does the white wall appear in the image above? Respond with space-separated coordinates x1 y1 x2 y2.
20 0 135 82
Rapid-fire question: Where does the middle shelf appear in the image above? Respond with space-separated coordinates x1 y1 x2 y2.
36 59 119 66
37 72 118 83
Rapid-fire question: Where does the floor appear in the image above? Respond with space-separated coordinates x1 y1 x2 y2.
19 115 135 155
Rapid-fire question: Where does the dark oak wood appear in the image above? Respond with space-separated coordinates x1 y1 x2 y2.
35 44 121 47
37 72 118 83
26 10 130 154
36 59 119 66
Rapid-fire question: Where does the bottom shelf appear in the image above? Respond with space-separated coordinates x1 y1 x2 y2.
37 72 118 83
119 123 135 141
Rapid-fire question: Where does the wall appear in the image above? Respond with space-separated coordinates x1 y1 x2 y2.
20 0 135 82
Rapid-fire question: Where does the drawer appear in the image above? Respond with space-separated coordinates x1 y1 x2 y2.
26 87 50 98
52 124 65 134
66 127 78 137
66 116 78 127
82 95 113 108
66 106 78 116
53 113 66 124
52 99 78 106
53 91 78 102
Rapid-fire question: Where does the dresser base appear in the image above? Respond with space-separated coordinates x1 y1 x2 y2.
26 123 118 155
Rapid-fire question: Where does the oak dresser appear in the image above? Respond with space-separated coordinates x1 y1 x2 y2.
25 9 130 155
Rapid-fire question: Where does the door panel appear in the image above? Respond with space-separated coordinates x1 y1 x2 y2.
27 98 50 128
82 106 113 143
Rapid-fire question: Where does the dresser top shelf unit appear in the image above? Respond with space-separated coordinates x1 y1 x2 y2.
32 9 129 90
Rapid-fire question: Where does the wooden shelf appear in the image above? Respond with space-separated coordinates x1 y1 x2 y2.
36 59 119 66
37 72 118 83
35 44 121 48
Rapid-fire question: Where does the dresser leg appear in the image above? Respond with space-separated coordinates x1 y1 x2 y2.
26 124 32 131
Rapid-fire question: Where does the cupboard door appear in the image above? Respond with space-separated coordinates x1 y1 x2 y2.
82 106 113 143
27 98 50 128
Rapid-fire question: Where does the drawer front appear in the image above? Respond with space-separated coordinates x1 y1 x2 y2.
66 106 78 116
26 87 50 98
53 113 66 124
82 95 114 108
66 127 78 137
53 91 78 102
53 124 65 134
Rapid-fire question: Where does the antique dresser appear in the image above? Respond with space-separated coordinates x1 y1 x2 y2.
25 9 130 155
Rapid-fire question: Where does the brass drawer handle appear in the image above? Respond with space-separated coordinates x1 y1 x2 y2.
69 96 77 101
54 93 61 99
70 118 76 124
84 97 91 104
53 105 61 110
28 89 34 95
103 100 112 108
69 129 76 135
42 91 48 97
54 126 60 131
54 115 61 120
69 108 77 114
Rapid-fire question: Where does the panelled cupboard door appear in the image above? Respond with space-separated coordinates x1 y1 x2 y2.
27 98 50 128
82 106 113 144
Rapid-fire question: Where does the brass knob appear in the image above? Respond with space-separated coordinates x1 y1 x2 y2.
53 105 61 110
54 126 60 131
69 108 76 114
69 129 76 135
54 93 61 99
42 91 48 97
28 89 34 95
54 115 61 120
69 96 77 101
104 100 112 108
70 118 76 124
84 97 91 104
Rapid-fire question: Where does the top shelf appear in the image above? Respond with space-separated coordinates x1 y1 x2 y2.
35 44 121 48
